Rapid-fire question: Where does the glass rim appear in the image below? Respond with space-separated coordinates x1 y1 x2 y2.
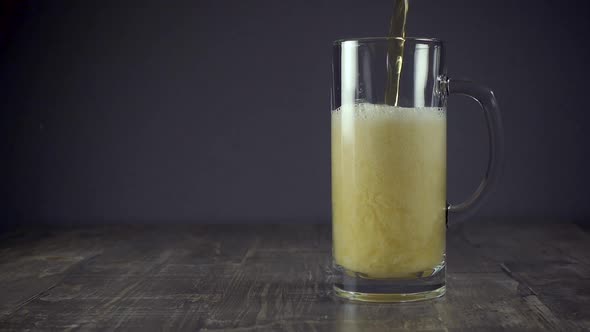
333 36 442 45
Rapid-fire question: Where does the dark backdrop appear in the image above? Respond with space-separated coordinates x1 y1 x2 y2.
2 0 590 225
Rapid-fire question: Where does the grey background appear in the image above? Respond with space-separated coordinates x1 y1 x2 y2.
2 0 589 225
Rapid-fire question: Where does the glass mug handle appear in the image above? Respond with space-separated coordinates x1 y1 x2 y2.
443 78 504 226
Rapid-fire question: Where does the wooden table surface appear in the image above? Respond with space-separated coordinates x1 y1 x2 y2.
0 222 588 331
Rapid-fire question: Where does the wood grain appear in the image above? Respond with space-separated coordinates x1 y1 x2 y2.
0 222 588 331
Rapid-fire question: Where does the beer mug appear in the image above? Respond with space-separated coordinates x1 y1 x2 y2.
331 37 503 302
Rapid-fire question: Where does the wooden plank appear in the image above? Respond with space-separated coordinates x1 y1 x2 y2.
0 223 588 331
0 225 255 331
0 227 105 318
461 222 590 330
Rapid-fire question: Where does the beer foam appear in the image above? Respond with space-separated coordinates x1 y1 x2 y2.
332 103 445 120
332 103 445 142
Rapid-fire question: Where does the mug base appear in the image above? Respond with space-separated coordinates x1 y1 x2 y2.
331 262 446 303
333 284 446 303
